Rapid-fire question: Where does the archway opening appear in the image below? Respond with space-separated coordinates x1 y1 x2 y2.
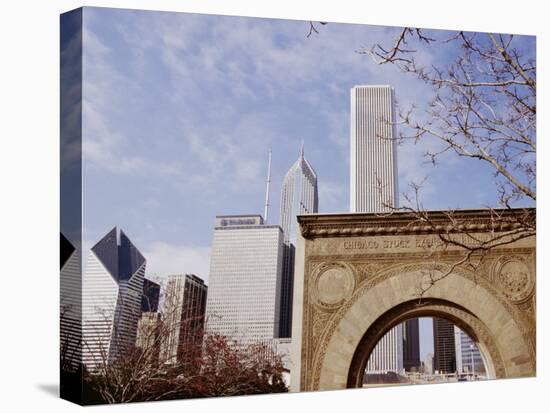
346 298 502 388
362 316 489 387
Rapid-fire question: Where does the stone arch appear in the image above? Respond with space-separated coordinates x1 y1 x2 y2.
313 265 535 390
346 298 502 387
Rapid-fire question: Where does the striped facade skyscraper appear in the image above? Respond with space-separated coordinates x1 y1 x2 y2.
279 146 318 338
205 215 284 344
351 85 407 375
365 326 404 374
82 228 146 370
350 85 398 213
60 233 82 372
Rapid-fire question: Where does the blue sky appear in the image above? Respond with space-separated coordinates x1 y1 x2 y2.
80 8 534 361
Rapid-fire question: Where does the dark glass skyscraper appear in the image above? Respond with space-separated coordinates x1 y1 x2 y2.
403 319 421 371
141 278 160 313
433 317 457 374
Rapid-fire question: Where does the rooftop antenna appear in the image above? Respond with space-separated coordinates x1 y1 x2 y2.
264 147 272 224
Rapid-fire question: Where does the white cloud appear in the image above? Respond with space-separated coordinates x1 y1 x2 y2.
80 237 211 284
82 11 441 194
82 10 471 247
82 22 151 175
142 242 211 282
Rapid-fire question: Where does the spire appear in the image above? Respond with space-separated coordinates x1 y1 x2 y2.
300 140 305 159
264 147 272 224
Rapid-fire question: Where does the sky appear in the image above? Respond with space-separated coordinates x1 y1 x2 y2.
78 7 535 361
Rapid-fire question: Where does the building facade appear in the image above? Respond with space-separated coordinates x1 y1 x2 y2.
350 85 398 213
141 278 160 313
82 228 146 370
403 318 421 371
424 353 434 374
160 274 208 364
366 318 420 374
135 312 162 365
135 278 162 364
454 326 486 374
351 85 402 375
60 233 82 372
365 325 404 374
205 215 284 344
279 146 318 338
279 244 295 338
433 317 457 374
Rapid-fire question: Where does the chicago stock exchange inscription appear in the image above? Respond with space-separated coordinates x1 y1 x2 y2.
342 238 430 250
341 235 486 252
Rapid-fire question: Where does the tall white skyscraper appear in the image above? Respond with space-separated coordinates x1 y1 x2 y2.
365 326 404 374
350 85 398 213
279 145 318 338
205 215 284 344
82 228 146 370
352 85 402 375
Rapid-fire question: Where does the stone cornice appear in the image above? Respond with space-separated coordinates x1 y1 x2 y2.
298 208 535 239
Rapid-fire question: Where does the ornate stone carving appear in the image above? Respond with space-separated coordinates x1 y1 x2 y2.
311 312 332 346
352 262 384 283
302 257 536 391
493 255 534 303
295 210 536 392
311 262 355 310
298 210 532 240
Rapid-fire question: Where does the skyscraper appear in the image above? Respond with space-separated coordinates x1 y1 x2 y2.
82 227 146 370
141 278 160 313
280 144 319 245
350 85 398 213
403 319 421 371
433 317 457 374
352 85 403 375
135 312 162 365
60 233 82 372
424 353 434 374
454 326 486 374
160 274 208 364
366 326 404 374
135 278 162 364
205 215 284 344
279 145 318 338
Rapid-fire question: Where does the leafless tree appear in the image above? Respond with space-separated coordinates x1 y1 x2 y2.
81 279 287 404
84 328 287 403
362 29 535 296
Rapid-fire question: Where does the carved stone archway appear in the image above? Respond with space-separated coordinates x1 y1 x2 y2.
345 298 503 387
289 210 536 392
